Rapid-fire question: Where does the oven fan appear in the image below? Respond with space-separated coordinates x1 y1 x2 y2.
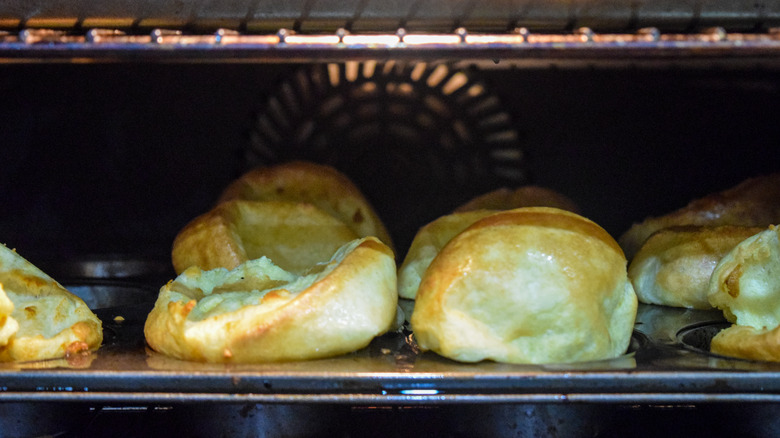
248 61 527 251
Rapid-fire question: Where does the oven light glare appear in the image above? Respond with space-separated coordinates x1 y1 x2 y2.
400 389 440 395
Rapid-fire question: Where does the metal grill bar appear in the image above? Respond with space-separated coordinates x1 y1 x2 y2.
1 0 778 33
2 27 780 63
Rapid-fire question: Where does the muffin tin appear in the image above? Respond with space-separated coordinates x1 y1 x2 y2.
2 257 780 401
2 258 780 436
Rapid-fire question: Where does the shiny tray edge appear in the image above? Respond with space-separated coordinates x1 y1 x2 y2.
1 297 780 403
3 391 780 404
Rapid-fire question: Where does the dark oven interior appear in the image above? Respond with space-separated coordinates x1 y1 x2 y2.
4 62 779 261
2 5 780 437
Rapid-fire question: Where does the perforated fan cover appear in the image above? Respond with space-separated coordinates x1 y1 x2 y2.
249 61 527 251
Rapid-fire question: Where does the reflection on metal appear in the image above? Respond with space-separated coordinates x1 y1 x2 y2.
0 0 777 34
2 27 780 64
1 303 780 404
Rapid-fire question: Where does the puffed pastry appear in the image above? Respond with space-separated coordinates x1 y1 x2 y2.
217 161 393 250
628 225 762 309
708 225 780 361
619 173 780 261
0 243 102 362
146 237 397 363
397 210 497 300
411 207 637 364
172 199 359 275
399 186 579 301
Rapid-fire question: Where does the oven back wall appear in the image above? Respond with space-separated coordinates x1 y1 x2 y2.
1 63 778 263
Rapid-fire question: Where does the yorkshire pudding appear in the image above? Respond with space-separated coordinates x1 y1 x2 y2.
708 225 780 361
628 225 761 309
411 207 637 364
218 161 393 250
0 244 102 362
146 237 397 363
397 210 497 300
619 173 780 261
399 186 578 301
172 200 359 275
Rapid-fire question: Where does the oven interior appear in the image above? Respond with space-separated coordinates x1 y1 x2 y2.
2 6 780 437
4 62 779 261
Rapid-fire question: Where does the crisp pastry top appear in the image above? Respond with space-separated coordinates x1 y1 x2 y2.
619 173 780 261
0 243 103 362
628 225 762 309
399 185 579 301
397 210 497 300
708 324 780 362
708 225 780 328
146 237 398 363
172 199 359 275
217 161 393 250
707 225 780 361
410 207 637 364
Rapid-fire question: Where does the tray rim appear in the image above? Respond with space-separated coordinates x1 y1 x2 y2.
2 300 780 404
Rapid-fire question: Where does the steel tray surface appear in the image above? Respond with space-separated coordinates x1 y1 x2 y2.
2 277 780 406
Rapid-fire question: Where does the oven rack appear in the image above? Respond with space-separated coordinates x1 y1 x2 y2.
1 0 778 34
3 27 780 64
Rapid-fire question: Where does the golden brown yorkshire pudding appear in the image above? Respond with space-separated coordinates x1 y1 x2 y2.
628 225 762 309
453 186 579 214
172 200 359 275
146 237 397 363
707 225 780 361
397 210 497 300
709 324 780 362
0 243 102 362
411 207 637 364
619 173 780 261
217 161 393 250
398 186 578 301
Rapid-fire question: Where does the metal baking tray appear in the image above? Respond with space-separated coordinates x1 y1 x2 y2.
0 0 778 33
2 267 780 436
2 275 780 406
31 254 173 284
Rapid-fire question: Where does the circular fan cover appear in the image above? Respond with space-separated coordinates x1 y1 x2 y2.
248 61 527 251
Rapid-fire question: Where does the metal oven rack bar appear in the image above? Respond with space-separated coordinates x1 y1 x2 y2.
2 27 780 65
1 0 779 33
